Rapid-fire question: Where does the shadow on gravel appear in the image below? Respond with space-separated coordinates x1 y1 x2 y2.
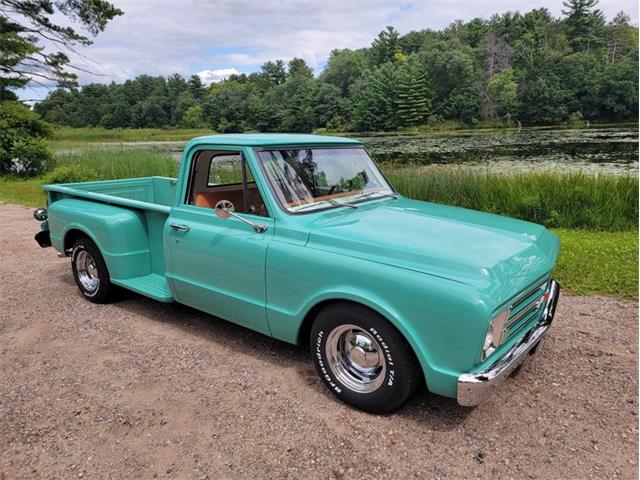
69 281 470 431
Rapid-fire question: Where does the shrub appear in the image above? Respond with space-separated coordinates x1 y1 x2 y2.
567 111 588 128
180 105 206 128
8 137 55 177
0 101 54 177
44 164 96 184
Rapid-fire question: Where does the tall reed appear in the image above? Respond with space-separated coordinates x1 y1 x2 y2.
383 164 638 231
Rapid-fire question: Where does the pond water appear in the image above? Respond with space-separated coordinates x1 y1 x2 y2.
69 126 637 175
355 126 638 175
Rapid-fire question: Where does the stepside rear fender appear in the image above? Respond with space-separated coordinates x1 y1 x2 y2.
49 198 152 280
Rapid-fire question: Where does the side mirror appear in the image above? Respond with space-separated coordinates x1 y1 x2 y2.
214 199 268 233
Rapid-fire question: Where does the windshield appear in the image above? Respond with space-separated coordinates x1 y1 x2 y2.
256 147 394 213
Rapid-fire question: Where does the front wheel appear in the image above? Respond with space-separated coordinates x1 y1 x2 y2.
310 303 420 413
71 236 113 303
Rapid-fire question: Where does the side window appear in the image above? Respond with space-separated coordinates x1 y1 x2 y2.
208 153 246 186
188 150 268 217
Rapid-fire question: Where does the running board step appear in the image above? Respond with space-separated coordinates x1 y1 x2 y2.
112 273 173 302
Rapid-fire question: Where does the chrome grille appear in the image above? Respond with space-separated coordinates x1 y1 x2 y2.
503 278 549 342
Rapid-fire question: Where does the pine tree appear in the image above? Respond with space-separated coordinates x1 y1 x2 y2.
287 58 314 79
562 0 606 52
396 59 432 127
0 0 122 99
351 63 399 130
370 26 401 66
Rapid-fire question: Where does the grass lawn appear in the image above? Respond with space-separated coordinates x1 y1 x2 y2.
0 178 45 207
553 229 638 299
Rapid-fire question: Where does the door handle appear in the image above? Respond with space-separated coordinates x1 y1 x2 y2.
170 223 191 232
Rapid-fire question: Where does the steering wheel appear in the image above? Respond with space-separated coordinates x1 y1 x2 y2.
214 199 235 212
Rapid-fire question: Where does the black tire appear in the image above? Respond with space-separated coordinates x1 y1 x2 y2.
310 302 420 413
70 236 113 304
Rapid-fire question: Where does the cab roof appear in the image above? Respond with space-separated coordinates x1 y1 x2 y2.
186 133 361 148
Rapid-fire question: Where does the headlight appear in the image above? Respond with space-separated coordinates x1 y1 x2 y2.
481 309 510 361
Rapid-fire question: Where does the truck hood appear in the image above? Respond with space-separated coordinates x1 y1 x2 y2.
306 197 560 302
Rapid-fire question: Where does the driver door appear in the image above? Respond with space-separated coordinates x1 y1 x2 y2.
165 148 274 335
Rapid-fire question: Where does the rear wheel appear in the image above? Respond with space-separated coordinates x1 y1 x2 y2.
310 302 420 413
71 236 113 303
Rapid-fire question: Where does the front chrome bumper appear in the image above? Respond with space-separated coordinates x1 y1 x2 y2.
457 280 560 406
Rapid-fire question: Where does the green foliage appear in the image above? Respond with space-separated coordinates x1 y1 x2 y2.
0 0 122 99
567 111 588 128
562 0 606 52
51 127 214 144
0 147 177 205
180 105 206 128
54 147 178 180
418 38 481 123
0 177 46 206
397 58 432 127
0 101 54 176
370 26 402 65
320 49 367 96
384 165 638 231
287 58 314 79
260 60 287 86
351 63 400 131
553 228 638 298
599 59 639 119
32 2 638 132
486 68 520 117
44 164 96 184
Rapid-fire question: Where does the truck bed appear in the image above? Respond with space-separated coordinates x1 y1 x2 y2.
44 177 178 302
44 176 177 213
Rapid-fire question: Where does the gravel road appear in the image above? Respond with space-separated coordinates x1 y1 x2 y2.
0 202 637 479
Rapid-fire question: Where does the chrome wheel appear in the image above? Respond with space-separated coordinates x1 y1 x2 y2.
325 324 386 393
75 250 100 294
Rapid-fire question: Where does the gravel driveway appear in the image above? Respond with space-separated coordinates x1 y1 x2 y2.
0 202 637 479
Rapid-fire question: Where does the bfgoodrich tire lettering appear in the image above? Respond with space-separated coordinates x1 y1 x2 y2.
310 302 420 413
70 236 113 304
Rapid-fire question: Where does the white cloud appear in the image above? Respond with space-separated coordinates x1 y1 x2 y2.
17 0 639 100
197 68 240 84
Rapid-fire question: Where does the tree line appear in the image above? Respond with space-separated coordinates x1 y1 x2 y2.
32 1 640 132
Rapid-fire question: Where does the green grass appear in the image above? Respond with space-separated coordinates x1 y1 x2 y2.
52 127 216 144
55 147 178 179
0 178 46 206
553 229 638 298
0 147 178 206
384 165 638 231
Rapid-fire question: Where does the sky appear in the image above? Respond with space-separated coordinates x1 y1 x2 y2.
17 0 639 101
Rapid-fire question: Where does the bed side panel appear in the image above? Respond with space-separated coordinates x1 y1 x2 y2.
49 198 153 280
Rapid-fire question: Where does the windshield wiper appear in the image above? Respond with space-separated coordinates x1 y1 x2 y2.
353 191 399 201
295 199 359 212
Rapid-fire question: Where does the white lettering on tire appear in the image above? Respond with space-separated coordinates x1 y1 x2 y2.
316 330 341 393
369 327 394 385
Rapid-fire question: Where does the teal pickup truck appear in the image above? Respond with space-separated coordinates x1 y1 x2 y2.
33 134 560 412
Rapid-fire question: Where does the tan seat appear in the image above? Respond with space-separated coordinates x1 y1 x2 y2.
194 184 267 216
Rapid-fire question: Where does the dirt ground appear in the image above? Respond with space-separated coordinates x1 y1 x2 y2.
0 202 638 479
